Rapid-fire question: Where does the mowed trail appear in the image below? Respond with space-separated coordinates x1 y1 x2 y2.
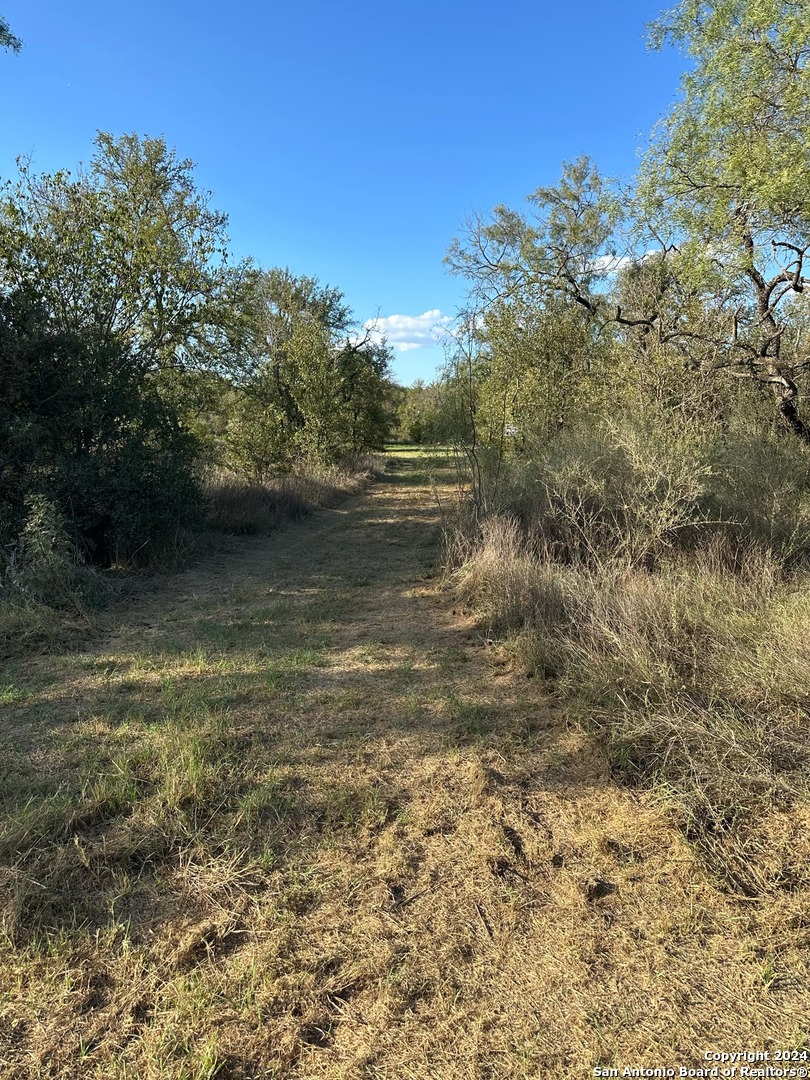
3 449 806 1079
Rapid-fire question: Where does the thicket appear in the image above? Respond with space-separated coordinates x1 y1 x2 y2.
0 133 396 638
0 289 200 565
443 0 810 893
391 379 465 445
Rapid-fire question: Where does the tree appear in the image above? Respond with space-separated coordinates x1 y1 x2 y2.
450 8 810 443
339 338 396 452
0 15 21 52
221 268 395 474
446 157 625 320
0 132 240 375
445 159 623 462
392 381 440 445
477 293 608 441
0 290 199 565
639 0 810 438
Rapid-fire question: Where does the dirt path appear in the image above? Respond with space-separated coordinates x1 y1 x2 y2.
2 449 806 1079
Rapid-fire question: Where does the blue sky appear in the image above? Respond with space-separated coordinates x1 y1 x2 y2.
0 1 687 384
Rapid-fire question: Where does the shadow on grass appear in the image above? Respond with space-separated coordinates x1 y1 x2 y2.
0 450 533 945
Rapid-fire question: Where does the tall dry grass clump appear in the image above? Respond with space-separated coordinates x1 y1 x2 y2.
0 496 111 657
448 416 810 892
450 516 569 638
204 457 380 535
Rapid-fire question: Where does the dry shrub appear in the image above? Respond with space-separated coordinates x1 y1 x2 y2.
203 473 313 535
707 426 810 563
483 415 714 568
551 549 793 709
458 530 810 887
451 516 568 637
447 417 810 891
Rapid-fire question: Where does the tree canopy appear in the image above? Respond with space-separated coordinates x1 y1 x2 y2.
638 0 810 435
0 133 242 374
0 132 397 567
447 0 810 445
0 15 20 53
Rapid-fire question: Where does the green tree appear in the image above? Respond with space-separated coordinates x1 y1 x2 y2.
639 0 810 438
220 268 394 474
0 290 199 565
0 15 21 52
476 293 608 444
446 157 625 320
0 132 240 374
337 337 396 453
445 160 623 472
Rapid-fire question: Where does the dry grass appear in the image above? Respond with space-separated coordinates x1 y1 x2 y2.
471 418 810 569
2 448 809 1078
447 426 810 897
203 459 380 536
0 459 380 660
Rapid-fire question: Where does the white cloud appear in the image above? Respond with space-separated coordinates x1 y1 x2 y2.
589 253 636 274
589 250 661 275
365 309 454 352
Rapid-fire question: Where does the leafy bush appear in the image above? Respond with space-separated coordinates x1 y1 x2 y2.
4 495 107 610
0 289 201 567
0 495 112 657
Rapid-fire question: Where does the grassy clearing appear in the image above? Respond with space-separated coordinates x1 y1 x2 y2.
2 447 809 1078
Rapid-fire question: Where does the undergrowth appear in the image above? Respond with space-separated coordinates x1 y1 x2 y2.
2 445 808 1075
447 416 810 893
203 456 380 535
1 458 381 658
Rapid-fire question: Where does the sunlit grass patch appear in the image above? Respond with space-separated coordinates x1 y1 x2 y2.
0 682 29 705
